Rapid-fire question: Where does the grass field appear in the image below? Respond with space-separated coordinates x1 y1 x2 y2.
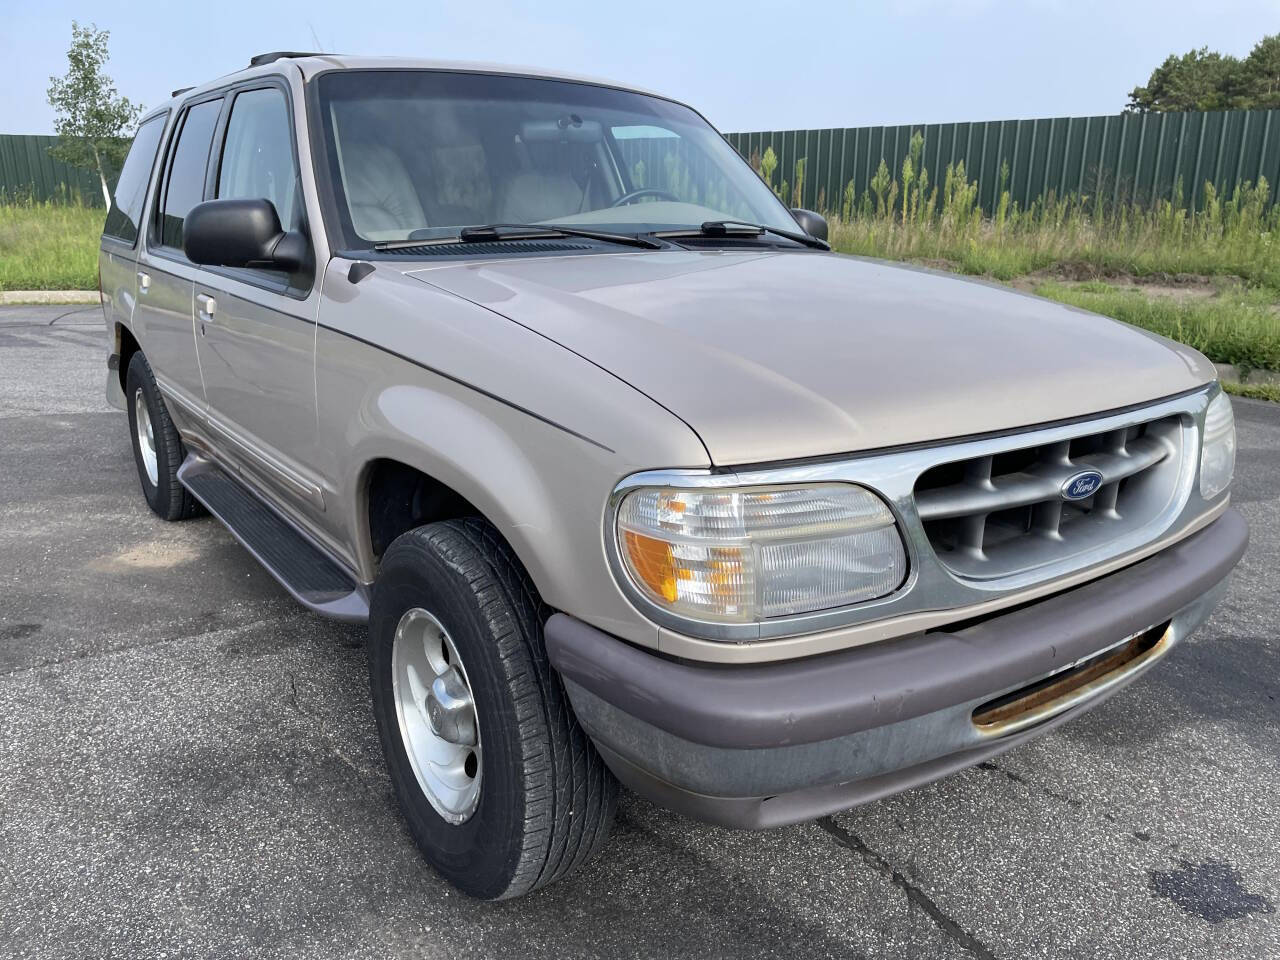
0 202 102 291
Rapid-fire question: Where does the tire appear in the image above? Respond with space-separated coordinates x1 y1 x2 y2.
369 518 618 900
125 351 202 521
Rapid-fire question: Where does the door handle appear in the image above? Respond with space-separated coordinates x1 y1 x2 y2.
137 271 150 293
196 293 217 321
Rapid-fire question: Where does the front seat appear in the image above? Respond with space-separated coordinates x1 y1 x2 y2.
340 142 429 239
499 172 587 224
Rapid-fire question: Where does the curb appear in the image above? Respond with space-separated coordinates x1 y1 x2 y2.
1216 363 1280 388
0 290 99 305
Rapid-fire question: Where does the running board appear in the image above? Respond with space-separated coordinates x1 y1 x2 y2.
178 455 369 622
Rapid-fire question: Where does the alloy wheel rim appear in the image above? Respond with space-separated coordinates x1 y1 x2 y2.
391 607 483 823
134 388 159 487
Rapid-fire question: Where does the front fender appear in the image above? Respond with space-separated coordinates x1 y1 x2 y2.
313 265 709 649
345 379 581 586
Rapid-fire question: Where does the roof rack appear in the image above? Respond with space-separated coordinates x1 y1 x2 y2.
249 51 325 67
170 86 194 98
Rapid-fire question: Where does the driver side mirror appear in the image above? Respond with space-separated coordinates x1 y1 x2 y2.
183 198 307 272
791 208 828 242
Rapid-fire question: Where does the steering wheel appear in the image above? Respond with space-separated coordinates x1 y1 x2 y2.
611 188 680 207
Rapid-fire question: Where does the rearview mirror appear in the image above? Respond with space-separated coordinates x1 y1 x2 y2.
183 198 306 271
520 118 604 143
791 208 828 242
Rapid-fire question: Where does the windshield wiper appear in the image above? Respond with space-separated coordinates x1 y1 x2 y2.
657 220 830 250
373 223 662 251
461 223 663 249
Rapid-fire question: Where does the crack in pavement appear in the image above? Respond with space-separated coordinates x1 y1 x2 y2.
0 307 100 329
616 809 872 960
977 759 1084 809
48 306 99 325
0 319 100 329
816 815 998 960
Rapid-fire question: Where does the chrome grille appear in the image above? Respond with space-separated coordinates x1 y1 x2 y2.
914 414 1184 580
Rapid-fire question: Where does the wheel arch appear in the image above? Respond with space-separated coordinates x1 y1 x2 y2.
350 445 563 609
361 457 484 561
114 322 142 393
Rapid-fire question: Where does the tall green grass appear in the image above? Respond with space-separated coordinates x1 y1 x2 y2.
0 201 103 291
788 133 1280 292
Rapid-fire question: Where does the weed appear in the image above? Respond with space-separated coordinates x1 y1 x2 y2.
826 141 1279 293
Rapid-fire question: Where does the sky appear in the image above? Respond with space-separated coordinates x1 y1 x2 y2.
2 0 1278 135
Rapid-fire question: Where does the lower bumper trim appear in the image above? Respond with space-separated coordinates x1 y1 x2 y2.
596 709 1078 830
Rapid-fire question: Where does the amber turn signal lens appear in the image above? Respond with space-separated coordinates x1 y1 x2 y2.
622 530 678 603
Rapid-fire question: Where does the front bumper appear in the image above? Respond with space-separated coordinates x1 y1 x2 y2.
546 507 1248 829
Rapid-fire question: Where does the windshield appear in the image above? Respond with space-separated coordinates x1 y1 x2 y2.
313 70 798 248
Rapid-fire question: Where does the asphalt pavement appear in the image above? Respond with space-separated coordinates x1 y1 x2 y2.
1 303 1278 959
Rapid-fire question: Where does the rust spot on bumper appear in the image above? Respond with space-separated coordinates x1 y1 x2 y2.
972 620 1172 735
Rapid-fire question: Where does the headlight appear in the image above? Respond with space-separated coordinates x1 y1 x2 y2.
614 483 907 624
1200 390 1236 500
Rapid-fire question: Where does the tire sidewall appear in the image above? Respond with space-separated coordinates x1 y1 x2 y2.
369 538 541 900
125 355 167 512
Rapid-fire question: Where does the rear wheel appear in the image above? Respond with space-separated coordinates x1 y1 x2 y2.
369 518 618 900
125 352 201 521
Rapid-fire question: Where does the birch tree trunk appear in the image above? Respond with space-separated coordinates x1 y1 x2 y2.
92 144 111 208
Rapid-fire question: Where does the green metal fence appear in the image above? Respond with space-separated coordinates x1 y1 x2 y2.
4 108 1279 214
0 134 108 206
725 109 1280 216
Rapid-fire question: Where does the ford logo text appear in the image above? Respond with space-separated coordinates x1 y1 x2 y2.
1061 470 1105 501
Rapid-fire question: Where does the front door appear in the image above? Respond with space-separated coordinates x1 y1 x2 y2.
192 84 324 519
132 97 224 421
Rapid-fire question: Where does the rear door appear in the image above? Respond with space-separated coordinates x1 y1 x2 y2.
133 95 225 421
192 81 325 519
99 110 169 383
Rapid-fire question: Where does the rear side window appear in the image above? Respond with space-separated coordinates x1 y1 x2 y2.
217 88 299 230
158 99 222 249
103 114 166 244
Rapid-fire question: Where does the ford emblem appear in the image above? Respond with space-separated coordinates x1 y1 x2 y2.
1061 469 1104 501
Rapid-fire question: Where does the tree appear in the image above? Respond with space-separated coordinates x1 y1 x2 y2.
46 22 143 207
1128 33 1279 112
1127 47 1243 112
1239 34 1280 109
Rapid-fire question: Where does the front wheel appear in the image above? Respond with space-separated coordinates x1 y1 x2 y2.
368 518 618 900
124 351 201 521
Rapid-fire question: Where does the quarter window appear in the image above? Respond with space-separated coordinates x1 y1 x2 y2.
103 114 166 244
158 99 222 249
217 88 299 230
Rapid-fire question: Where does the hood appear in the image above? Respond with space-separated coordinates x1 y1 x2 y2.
405 250 1215 465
